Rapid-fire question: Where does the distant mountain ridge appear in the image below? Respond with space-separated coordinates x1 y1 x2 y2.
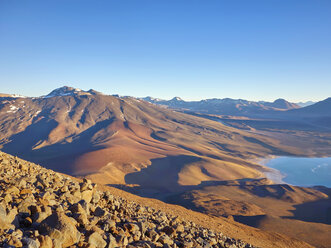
295 101 316 107
287 97 331 116
141 96 300 116
1 86 292 185
0 93 26 98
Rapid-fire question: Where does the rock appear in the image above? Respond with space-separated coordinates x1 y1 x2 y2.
158 234 174 245
20 189 33 195
18 198 36 215
102 218 116 232
22 237 40 248
80 178 93 191
146 229 160 242
36 175 49 188
35 211 51 224
78 200 90 215
124 223 140 233
7 235 23 247
70 202 85 214
92 191 101 203
175 224 185 232
162 226 176 237
88 232 107 248
38 235 53 248
94 206 106 217
0 204 7 222
7 185 20 195
137 221 147 236
39 211 80 247
182 240 194 247
81 190 93 203
115 234 128 247
135 205 144 213
4 193 12 203
75 212 89 226
107 234 117 248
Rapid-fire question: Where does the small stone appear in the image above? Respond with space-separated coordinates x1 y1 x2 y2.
146 229 160 242
88 232 107 248
102 218 116 232
4 193 13 203
157 234 174 245
91 191 101 203
80 178 92 191
107 234 117 248
7 185 20 195
93 206 106 217
38 235 53 248
22 237 40 248
124 223 140 233
162 226 176 237
115 234 128 247
20 188 33 195
7 235 23 247
81 190 93 203
70 203 85 214
176 224 185 232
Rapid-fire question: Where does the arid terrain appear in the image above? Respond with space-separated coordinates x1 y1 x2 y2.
0 86 330 247
0 151 316 248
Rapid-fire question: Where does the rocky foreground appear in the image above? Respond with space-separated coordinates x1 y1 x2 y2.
0 151 255 248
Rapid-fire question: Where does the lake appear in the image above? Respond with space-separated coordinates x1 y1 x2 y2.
262 157 331 188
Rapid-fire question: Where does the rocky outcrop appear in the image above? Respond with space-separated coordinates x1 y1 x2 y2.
0 151 255 247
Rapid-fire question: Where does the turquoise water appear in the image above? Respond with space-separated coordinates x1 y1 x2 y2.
265 157 331 188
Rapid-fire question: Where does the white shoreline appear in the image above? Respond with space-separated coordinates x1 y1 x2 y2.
250 156 288 185
253 156 331 187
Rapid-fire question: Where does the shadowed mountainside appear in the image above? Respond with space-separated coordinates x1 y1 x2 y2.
0 86 306 185
165 179 331 248
0 87 330 247
0 150 316 248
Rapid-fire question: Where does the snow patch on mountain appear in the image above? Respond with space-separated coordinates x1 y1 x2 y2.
7 105 19 113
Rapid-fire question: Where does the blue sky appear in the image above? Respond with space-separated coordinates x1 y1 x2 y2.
0 0 330 102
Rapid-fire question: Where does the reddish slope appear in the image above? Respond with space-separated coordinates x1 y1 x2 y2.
0 88 301 185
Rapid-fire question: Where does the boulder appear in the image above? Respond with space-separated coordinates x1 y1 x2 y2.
38 235 53 248
81 190 93 203
39 211 80 247
88 232 107 248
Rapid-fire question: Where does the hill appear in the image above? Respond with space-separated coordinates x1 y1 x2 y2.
0 150 314 248
286 97 331 117
0 87 330 247
166 179 331 248
0 86 304 186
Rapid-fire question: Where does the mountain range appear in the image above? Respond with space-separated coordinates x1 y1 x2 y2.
143 95 331 130
0 86 287 183
142 96 300 116
0 86 330 247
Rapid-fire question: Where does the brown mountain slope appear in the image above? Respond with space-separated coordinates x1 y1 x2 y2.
286 97 331 117
0 150 314 248
166 179 331 248
0 87 304 187
1 87 330 247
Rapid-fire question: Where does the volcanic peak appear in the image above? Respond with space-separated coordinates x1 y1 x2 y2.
43 86 103 98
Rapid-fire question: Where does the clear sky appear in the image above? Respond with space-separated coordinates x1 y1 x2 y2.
0 0 330 102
